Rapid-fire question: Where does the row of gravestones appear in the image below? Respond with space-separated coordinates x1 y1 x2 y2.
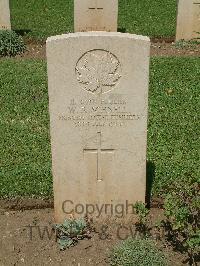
0 0 200 40
1 0 199 223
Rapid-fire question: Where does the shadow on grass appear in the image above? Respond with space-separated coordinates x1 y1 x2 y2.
117 27 126 33
146 161 155 208
14 29 31 36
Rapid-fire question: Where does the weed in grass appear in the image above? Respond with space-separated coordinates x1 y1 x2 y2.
162 177 200 266
174 40 200 50
134 202 150 237
0 30 25 56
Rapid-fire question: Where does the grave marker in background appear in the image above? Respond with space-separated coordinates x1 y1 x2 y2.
0 0 11 30
47 32 150 223
74 0 118 32
176 0 200 41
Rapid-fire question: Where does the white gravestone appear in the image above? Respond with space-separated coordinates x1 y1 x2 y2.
176 0 200 41
0 0 11 30
74 0 118 32
47 32 150 223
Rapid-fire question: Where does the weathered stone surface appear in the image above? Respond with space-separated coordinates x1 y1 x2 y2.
47 32 150 223
0 0 11 30
176 0 200 41
74 0 118 32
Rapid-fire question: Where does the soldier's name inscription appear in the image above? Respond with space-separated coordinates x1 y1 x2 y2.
58 97 141 128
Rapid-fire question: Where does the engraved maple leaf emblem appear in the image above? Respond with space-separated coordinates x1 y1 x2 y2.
76 50 121 94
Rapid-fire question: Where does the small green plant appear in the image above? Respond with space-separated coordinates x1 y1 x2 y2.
193 32 200 41
134 202 149 224
0 30 25 56
134 201 150 236
162 177 200 265
174 39 199 49
110 238 168 266
53 218 92 250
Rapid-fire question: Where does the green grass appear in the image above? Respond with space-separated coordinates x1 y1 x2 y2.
0 60 52 197
148 57 200 194
118 0 177 38
10 0 177 40
0 57 199 197
11 0 73 40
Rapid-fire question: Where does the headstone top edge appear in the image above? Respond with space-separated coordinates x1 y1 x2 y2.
46 32 150 44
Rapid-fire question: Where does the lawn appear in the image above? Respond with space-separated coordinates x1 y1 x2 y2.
0 57 199 197
10 0 177 40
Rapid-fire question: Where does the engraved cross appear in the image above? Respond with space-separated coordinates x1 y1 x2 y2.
88 0 103 12
84 132 114 182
